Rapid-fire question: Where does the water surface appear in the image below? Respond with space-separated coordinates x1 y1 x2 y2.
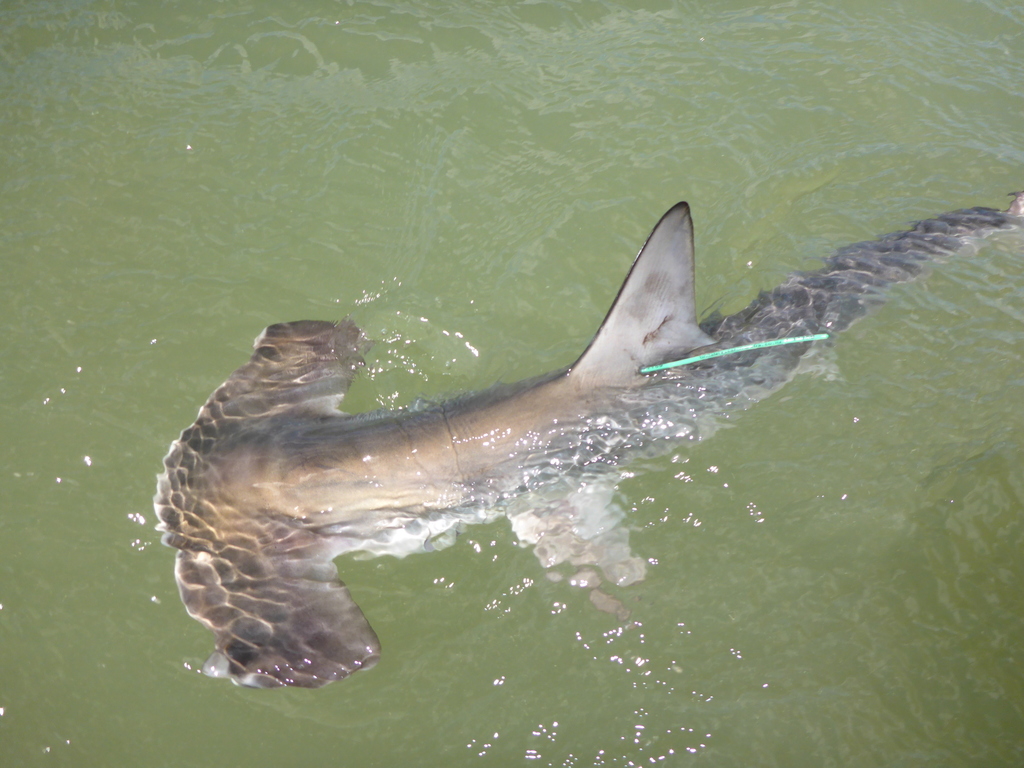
1 0 1023 765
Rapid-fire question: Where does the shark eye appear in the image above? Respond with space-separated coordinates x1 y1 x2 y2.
224 639 259 668
255 345 283 362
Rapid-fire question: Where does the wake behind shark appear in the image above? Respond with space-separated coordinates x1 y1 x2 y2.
155 193 1024 688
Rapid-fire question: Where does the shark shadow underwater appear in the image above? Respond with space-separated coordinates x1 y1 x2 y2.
155 192 1024 688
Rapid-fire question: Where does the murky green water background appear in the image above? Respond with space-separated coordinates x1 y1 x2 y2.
2 0 1023 765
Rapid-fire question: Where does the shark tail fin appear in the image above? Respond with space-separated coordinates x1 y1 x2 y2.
569 202 714 388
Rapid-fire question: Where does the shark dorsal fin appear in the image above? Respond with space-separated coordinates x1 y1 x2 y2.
569 202 713 388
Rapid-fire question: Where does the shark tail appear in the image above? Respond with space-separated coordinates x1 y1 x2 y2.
705 195 1024 346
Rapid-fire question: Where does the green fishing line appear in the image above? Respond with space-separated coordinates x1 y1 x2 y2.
640 333 831 374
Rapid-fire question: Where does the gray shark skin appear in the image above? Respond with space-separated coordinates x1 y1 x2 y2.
155 192 1024 688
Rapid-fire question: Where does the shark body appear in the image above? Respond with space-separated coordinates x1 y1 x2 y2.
155 194 1024 688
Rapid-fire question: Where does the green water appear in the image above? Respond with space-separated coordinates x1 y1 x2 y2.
2 0 1023 765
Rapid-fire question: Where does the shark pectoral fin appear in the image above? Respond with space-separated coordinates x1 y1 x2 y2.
570 202 714 388
507 480 647 587
174 544 380 688
209 319 370 420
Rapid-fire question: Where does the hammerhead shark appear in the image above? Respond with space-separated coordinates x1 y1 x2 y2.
155 193 1023 687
